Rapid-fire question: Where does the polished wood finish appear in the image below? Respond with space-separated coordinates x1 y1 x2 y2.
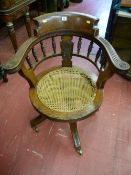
3 12 130 154
121 0 131 7
70 122 82 155
0 0 37 52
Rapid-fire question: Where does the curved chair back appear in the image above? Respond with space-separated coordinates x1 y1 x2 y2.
4 12 129 88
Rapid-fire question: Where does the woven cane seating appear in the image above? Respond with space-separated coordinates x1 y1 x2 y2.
36 67 96 115
4 12 130 155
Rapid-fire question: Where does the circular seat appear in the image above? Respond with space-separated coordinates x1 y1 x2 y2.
36 67 96 113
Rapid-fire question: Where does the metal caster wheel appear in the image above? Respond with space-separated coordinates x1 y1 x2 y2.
34 127 39 133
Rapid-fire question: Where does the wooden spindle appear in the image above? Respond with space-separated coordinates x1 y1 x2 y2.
40 41 46 57
32 47 38 62
87 41 93 58
52 37 56 54
26 56 32 69
77 37 82 54
95 48 101 63
100 52 106 70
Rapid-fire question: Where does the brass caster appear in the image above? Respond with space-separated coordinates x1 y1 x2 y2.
76 147 83 155
34 127 39 133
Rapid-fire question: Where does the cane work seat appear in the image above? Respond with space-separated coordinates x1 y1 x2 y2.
36 67 96 117
4 12 130 155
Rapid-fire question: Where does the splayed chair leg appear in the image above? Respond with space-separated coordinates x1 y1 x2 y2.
30 114 46 132
69 122 83 155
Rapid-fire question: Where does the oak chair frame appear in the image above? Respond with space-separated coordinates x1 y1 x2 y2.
3 12 130 155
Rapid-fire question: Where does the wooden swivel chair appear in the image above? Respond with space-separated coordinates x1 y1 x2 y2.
3 12 130 155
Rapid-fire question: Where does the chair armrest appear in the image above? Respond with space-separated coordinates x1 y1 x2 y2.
3 37 37 74
97 37 130 71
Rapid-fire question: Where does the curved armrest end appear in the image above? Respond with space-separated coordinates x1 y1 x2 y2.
3 37 37 74
98 37 130 71
117 59 130 71
3 57 22 74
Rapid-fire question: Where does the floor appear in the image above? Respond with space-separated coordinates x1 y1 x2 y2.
0 0 131 175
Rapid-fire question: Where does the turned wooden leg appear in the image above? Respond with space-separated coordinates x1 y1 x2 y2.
2 71 8 82
25 12 31 37
30 114 46 132
69 122 83 155
6 22 18 52
0 62 8 82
